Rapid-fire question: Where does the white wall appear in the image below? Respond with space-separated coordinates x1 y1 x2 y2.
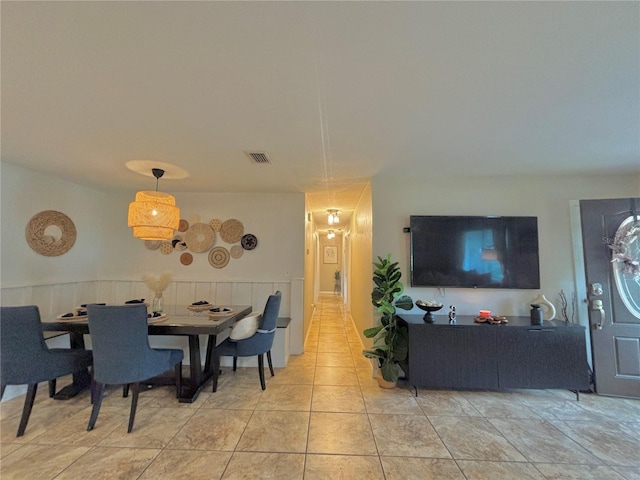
372 173 640 320
1 162 106 288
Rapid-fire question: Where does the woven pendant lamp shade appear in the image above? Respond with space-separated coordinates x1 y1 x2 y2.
128 190 180 241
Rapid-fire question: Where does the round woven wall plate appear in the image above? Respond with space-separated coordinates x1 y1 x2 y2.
220 219 244 243
230 244 244 259
26 210 76 257
208 246 230 269
180 252 193 265
145 240 161 250
159 241 174 255
209 218 222 232
184 223 215 253
178 219 189 232
241 233 258 250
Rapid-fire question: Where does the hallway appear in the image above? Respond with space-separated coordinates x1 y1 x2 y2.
1 294 639 479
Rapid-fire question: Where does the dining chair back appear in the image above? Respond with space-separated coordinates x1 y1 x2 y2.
86 304 183 433
216 291 282 390
0 305 93 437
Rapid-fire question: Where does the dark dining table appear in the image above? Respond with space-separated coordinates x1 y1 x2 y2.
41 304 252 403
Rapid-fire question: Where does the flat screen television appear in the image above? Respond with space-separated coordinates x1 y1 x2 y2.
410 215 540 289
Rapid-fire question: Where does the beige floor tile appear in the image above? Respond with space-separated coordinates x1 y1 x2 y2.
311 385 365 413
318 334 349 344
144 385 205 409
380 457 465 480
316 352 354 367
316 341 352 353
463 391 543 419
489 417 603 464
98 407 196 449
369 413 451 458
416 390 482 416
352 355 373 369
429 416 527 462
307 412 377 455
534 462 629 479
456 460 545 479
54 446 160 480
202 383 263 410
218 367 263 387
0 443 23 459
267 366 315 385
287 352 317 367
255 384 313 411
304 454 385 479
356 367 379 387
361 386 423 415
576 395 640 422
139 450 232 480
29 406 126 446
167 409 252 451
613 466 640 480
222 452 305 479
236 410 309 453
314 367 359 386
0 443 90 480
550 419 640 467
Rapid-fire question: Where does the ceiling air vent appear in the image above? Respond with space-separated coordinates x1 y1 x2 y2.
246 151 271 164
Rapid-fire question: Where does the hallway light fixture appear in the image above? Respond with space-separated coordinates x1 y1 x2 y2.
327 209 339 225
327 230 335 239
128 168 180 241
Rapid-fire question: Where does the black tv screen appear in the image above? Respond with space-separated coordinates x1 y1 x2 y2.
410 215 540 289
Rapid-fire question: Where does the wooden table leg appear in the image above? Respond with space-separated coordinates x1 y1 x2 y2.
53 332 91 400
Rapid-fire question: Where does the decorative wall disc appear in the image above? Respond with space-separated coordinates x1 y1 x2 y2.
220 219 244 243
26 210 76 257
230 244 244 259
184 223 215 253
189 214 201 224
159 241 174 255
180 252 193 265
208 246 230 269
241 233 258 250
144 240 161 250
209 218 222 232
178 219 189 232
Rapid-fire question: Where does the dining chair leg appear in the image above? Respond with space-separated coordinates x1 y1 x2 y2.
1 384 6 400
233 356 237 372
258 354 266 390
87 382 106 431
123 384 129 398
175 362 182 399
128 382 140 433
17 383 38 437
48 379 57 398
267 350 275 377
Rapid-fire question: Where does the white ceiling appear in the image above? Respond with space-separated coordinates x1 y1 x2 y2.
2 1 638 232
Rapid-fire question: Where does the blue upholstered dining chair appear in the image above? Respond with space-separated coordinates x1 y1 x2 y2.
86 304 183 433
216 291 282 390
0 305 94 437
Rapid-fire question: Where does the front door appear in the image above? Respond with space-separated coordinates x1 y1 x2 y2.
580 198 640 398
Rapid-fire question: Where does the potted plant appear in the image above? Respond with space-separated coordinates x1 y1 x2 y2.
363 254 414 387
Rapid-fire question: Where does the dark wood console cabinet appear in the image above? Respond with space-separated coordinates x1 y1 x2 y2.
398 314 590 396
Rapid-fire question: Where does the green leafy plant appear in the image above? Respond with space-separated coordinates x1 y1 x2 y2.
363 254 413 383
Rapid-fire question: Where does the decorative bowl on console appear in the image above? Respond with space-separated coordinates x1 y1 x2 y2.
416 300 443 323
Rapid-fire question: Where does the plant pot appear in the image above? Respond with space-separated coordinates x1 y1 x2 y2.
376 370 396 389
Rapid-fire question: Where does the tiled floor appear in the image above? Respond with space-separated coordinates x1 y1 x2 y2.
1 293 639 479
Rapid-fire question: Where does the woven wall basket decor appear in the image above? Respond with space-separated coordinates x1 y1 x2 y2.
184 223 215 253
219 219 244 243
26 210 77 257
208 246 230 269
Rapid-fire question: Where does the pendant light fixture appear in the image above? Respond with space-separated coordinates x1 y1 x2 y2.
327 209 340 225
128 168 180 241
327 229 335 239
